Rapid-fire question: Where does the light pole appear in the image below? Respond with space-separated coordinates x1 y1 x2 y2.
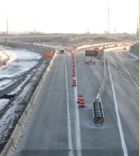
6 14 8 34
108 0 110 38
133 27 135 44
103 49 106 78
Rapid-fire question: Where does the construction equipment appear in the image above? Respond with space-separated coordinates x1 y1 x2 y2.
60 49 65 53
85 47 104 64
93 99 104 126
85 47 99 57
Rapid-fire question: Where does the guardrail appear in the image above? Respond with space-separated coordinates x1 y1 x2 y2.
0 50 56 156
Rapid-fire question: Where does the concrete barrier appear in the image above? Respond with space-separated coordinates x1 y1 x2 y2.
0 139 13 156
17 112 28 129
26 104 33 116
10 124 22 149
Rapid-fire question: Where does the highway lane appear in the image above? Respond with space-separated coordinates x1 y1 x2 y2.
75 49 123 156
63 46 123 156
74 47 138 155
13 45 138 156
106 49 138 87
105 49 138 156
13 50 76 156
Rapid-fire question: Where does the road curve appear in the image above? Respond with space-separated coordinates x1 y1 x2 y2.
13 45 138 156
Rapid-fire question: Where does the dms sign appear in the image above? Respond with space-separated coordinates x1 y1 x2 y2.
85 50 98 57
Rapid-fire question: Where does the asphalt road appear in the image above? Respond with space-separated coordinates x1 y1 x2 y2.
13 45 138 156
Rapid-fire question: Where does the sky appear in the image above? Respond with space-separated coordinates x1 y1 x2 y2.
0 0 139 34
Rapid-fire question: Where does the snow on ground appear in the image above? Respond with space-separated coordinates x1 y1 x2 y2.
0 77 21 91
10 75 32 94
0 48 41 74
0 79 13 90
0 48 41 90
0 81 33 143
0 79 36 143
0 99 10 111
0 74 32 112
0 101 21 143
0 47 42 126
0 45 54 146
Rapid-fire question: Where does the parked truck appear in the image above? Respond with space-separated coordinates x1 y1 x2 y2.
85 47 104 58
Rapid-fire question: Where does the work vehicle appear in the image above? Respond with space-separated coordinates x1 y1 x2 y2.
60 49 65 53
85 47 104 64
85 47 104 58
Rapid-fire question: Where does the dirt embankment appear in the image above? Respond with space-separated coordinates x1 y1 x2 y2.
0 35 121 48
58 36 120 47
0 52 10 68
129 43 139 57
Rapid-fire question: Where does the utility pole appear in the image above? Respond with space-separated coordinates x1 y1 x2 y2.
87 25 89 34
6 14 8 34
108 0 110 38
114 26 116 38
136 17 139 37
133 27 134 44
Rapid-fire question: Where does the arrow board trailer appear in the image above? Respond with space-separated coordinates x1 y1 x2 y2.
85 50 98 57
85 48 99 64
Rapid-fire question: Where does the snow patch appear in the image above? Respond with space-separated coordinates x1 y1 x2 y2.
0 49 41 90
0 99 10 111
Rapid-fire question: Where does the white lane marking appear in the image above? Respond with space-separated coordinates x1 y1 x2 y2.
108 52 138 90
123 67 139 90
127 52 139 61
108 53 114 62
117 52 138 89
65 53 74 156
108 64 128 156
73 58 82 156
114 52 138 90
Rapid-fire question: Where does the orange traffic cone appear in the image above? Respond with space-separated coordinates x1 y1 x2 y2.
78 100 85 108
72 73 76 77
72 71 76 76
78 94 83 97
77 97 84 103
72 80 76 86
72 70 75 74
73 60 75 63
77 94 85 107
